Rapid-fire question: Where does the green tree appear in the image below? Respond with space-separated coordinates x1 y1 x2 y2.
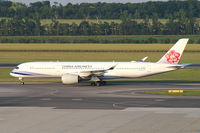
70 22 79 35
134 9 140 19
79 21 91 35
151 13 162 34
120 10 132 24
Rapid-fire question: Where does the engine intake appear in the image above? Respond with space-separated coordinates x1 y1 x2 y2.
61 74 79 84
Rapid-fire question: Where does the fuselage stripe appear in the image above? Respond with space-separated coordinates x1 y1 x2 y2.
10 71 50 76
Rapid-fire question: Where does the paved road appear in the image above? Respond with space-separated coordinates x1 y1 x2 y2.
0 63 19 68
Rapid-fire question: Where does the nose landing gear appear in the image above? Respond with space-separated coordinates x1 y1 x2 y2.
19 77 24 85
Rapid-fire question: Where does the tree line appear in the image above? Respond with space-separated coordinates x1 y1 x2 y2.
0 0 199 19
0 0 199 36
0 10 199 36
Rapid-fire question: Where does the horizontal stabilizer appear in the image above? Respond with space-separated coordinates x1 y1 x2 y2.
167 63 192 69
180 63 192 68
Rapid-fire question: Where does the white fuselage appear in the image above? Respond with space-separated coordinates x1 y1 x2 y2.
9 38 190 84
10 61 177 79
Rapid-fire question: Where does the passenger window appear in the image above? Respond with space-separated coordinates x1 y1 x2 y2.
15 67 19 69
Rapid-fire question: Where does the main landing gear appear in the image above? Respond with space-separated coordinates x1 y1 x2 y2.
19 77 24 85
91 81 107 86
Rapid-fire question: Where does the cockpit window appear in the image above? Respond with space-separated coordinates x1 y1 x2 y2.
15 67 19 69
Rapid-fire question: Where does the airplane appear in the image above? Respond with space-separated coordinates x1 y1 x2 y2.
10 38 191 86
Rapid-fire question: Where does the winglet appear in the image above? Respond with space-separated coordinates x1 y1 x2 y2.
139 56 148 62
157 38 189 64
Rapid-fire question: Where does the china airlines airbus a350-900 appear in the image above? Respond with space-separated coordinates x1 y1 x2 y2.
10 39 191 86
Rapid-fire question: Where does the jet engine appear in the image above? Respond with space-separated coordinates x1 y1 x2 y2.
61 74 79 84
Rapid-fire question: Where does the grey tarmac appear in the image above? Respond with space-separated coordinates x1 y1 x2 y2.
0 82 200 133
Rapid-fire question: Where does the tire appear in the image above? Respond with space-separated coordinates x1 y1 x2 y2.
102 81 107 85
96 82 101 86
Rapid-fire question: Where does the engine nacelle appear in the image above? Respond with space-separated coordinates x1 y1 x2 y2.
61 73 79 84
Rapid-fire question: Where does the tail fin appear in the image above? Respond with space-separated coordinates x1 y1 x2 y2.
157 38 189 64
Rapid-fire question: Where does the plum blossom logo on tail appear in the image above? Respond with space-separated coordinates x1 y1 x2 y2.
165 50 180 63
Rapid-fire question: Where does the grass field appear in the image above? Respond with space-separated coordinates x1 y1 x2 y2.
40 18 200 25
1 17 200 25
0 18 162 25
41 19 121 25
40 19 157 25
1 35 200 44
0 43 199 82
0 51 199 64
40 19 156 25
1 43 200 51
0 43 199 63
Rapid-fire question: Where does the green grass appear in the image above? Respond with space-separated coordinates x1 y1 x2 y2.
41 19 122 25
1 43 174 50
137 68 200 82
40 19 154 25
39 19 187 25
0 51 161 63
0 43 200 51
1 18 200 25
0 35 200 44
144 90 200 96
0 51 199 63
0 43 199 63
0 18 165 25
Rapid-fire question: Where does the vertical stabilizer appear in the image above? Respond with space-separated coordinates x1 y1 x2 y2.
157 38 189 64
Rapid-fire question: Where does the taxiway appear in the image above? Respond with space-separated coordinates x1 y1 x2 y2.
0 82 200 133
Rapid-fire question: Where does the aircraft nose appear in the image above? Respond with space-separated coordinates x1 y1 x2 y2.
10 71 13 76
10 70 15 77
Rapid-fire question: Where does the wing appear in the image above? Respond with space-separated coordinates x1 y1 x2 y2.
75 64 117 79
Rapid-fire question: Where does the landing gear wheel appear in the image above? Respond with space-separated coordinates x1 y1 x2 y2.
96 81 101 86
102 81 107 85
91 81 107 86
19 77 24 85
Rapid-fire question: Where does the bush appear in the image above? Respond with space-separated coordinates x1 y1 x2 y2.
0 36 198 44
